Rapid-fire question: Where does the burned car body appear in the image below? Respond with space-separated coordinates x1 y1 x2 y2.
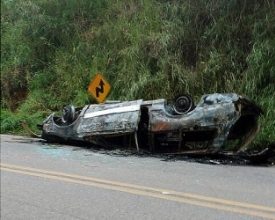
39 93 263 154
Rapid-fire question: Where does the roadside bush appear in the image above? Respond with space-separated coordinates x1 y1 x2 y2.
0 109 45 134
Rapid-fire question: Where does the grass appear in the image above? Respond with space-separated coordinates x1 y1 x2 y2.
1 0 274 149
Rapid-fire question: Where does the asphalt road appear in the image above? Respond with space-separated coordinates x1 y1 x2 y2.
1 134 275 220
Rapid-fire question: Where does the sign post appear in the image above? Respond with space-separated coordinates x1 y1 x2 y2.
88 73 111 103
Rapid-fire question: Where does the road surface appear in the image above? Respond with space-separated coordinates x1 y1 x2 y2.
1 134 275 220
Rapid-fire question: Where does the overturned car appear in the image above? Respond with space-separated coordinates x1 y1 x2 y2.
38 93 263 154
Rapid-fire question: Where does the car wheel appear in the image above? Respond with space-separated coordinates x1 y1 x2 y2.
61 105 75 124
173 94 194 115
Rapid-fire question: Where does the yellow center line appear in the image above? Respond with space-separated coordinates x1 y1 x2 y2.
1 162 274 212
1 163 275 219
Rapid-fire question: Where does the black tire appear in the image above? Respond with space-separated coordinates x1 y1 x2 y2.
173 94 194 115
61 105 75 124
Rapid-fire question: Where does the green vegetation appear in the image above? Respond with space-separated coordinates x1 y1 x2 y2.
1 0 274 148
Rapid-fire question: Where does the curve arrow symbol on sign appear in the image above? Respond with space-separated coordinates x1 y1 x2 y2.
96 79 105 97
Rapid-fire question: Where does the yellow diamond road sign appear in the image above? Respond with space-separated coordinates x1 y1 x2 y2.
88 73 111 103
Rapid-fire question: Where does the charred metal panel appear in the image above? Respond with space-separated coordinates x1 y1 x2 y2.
148 94 242 151
200 93 239 105
76 99 142 137
42 100 142 141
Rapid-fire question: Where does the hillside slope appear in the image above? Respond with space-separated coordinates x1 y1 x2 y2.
1 0 274 148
